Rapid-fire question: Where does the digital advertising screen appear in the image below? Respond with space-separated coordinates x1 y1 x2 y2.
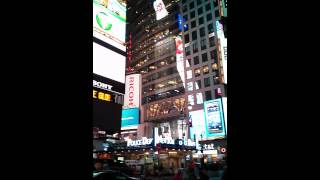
204 99 226 138
121 108 139 130
93 42 126 84
93 0 126 52
189 109 207 145
93 73 124 134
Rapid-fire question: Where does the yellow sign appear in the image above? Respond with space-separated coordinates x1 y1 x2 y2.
93 90 111 102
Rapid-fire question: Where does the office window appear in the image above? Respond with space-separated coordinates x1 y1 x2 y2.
195 68 201 77
189 2 195 10
200 27 205 37
192 30 197 41
191 21 196 28
204 77 210 87
183 5 188 13
194 56 199 65
187 70 193 79
209 36 215 47
198 7 203 15
197 0 202 6
199 17 204 25
214 0 218 7
202 53 208 62
215 9 220 18
190 11 196 18
187 82 193 91
188 94 195 105
207 13 213 21
182 0 187 4
195 80 202 89
200 38 207 50
205 3 211 11
183 14 188 21
212 63 218 70
185 46 191 56
184 34 190 43
196 93 204 104
203 65 209 74
192 41 198 53
208 23 214 33
205 90 212 100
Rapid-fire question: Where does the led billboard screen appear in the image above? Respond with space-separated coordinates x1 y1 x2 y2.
93 42 126 84
121 108 139 129
204 99 226 138
190 109 207 140
93 0 126 51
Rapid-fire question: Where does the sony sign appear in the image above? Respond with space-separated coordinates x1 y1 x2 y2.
123 74 141 109
127 137 153 147
93 80 113 91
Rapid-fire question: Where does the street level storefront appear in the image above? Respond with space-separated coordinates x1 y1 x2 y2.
194 139 227 163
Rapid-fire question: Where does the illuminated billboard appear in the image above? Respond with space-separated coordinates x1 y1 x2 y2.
153 0 169 20
216 21 227 84
123 74 141 109
175 35 185 88
204 99 226 138
93 0 126 51
121 108 139 130
93 42 126 84
190 109 207 140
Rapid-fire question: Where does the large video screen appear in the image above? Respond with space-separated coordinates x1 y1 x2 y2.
204 99 226 138
93 42 126 84
93 0 126 51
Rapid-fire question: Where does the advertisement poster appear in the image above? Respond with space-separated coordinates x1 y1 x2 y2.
121 108 139 129
153 0 169 20
175 35 185 88
216 21 227 84
189 110 207 149
204 99 226 138
93 0 126 51
123 74 141 109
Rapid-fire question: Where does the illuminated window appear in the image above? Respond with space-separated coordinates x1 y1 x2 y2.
202 53 208 62
187 70 193 79
203 65 209 74
196 93 204 104
195 80 202 89
188 95 195 105
212 63 218 70
187 82 193 91
195 68 201 77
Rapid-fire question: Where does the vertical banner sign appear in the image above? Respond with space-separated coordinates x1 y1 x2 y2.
175 35 186 88
204 99 226 138
123 74 141 109
216 21 227 84
153 0 169 20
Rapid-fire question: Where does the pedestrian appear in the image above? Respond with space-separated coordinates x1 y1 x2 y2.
173 170 183 180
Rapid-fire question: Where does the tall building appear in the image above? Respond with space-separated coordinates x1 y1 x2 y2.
126 0 189 140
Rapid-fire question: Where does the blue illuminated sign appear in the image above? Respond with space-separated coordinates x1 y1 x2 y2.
121 108 139 127
204 99 226 138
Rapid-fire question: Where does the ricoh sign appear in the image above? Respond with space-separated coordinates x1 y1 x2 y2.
123 74 141 109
